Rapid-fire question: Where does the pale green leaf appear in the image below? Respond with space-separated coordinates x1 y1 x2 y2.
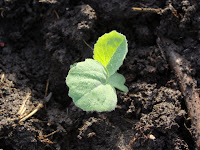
108 72 128 92
66 59 117 112
93 30 128 76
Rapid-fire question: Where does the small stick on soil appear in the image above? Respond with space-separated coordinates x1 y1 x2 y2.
18 92 52 123
168 3 178 18
157 37 200 149
0 8 4 18
45 79 49 97
38 130 59 144
17 92 31 116
38 0 57 4
18 102 34 119
53 10 60 19
132 3 179 18
132 7 163 14
42 130 59 138
19 103 44 123
0 74 8 86
19 105 27 117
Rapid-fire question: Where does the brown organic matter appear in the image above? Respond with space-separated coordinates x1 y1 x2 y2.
157 37 200 149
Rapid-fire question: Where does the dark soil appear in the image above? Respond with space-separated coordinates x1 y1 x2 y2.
0 0 200 149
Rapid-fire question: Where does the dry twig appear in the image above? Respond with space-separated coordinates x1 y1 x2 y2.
17 92 31 116
19 103 44 123
45 79 49 97
38 130 59 144
132 7 163 14
0 74 8 86
18 92 52 123
0 8 5 18
157 37 200 149
132 3 179 18
53 10 60 19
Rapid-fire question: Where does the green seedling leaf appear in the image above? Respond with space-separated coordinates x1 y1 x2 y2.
66 30 129 112
93 30 128 76
66 59 117 112
108 72 128 92
70 63 77 69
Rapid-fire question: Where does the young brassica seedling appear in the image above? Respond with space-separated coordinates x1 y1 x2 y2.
66 30 128 112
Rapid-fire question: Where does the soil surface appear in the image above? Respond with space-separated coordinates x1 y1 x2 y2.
0 0 200 150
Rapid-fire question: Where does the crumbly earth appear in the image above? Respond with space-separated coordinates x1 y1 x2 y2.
0 0 199 149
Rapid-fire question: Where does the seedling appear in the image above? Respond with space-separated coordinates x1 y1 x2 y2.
66 30 128 112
